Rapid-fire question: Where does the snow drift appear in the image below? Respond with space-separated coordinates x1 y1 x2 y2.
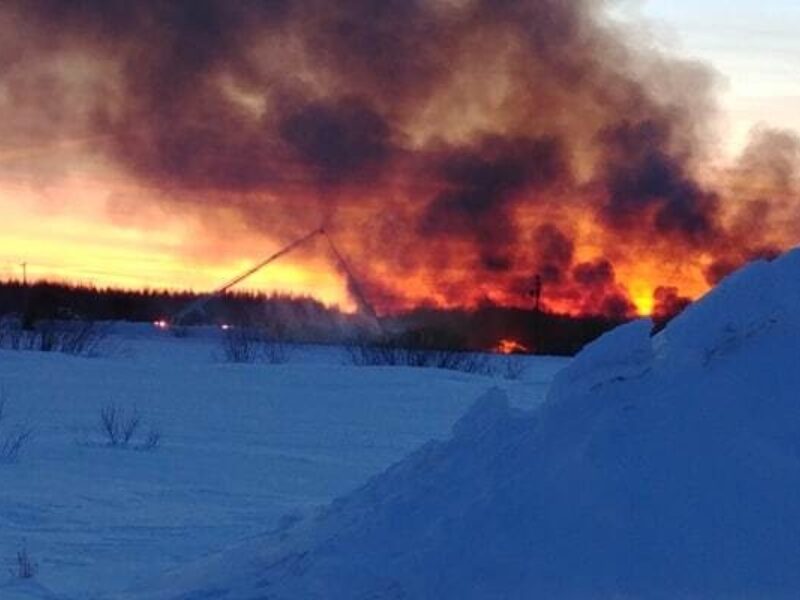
134 249 800 599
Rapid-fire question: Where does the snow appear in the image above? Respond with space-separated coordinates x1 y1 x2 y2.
0 326 565 598
125 248 800 599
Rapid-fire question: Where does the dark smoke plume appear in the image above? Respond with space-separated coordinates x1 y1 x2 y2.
2 0 798 315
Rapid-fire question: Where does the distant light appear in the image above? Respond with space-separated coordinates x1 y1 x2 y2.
153 319 170 330
220 323 232 330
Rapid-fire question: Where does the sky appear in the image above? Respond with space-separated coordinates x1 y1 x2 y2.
638 0 800 154
0 0 798 314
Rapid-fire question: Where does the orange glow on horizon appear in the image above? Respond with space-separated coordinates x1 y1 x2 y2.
0 176 354 310
0 162 781 321
0 175 726 320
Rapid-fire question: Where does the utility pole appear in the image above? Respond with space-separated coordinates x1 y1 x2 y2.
528 273 543 355
21 262 27 286
529 274 542 312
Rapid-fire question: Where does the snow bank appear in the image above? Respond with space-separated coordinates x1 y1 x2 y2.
134 249 800 599
0 334 562 597
655 249 800 369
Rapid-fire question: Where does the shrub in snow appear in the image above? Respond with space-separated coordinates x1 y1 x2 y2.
95 404 161 451
221 327 289 364
0 396 33 464
345 341 492 374
0 317 108 356
11 544 37 579
500 356 526 380
265 341 289 364
344 328 493 375
140 427 162 451
99 404 140 447
0 316 24 349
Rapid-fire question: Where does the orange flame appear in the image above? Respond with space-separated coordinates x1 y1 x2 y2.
494 338 529 355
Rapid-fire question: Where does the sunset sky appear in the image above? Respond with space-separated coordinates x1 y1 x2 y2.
640 0 800 152
1 0 798 315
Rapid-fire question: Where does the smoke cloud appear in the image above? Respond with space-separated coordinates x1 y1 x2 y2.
2 0 798 316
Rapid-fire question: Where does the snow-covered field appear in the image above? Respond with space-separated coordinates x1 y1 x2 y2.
0 327 566 599
98 249 800 599
6 249 800 599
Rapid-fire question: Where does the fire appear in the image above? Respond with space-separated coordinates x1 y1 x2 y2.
495 339 529 355
1 1 797 322
631 291 655 316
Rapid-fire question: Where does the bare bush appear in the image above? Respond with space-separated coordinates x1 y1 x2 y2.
54 320 107 355
95 404 162 451
99 404 140 447
221 327 289 364
500 356 527 380
0 316 24 350
345 328 492 375
0 395 33 463
0 317 107 356
140 428 162 451
262 338 289 365
221 327 261 363
11 545 37 579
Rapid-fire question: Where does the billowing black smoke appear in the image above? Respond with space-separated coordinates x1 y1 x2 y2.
2 0 798 315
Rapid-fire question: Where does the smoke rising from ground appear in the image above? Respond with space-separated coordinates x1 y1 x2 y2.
2 0 798 315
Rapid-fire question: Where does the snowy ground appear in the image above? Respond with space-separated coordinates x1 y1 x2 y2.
0 326 567 598
126 249 800 599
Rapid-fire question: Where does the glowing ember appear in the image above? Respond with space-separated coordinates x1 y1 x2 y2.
495 339 529 355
